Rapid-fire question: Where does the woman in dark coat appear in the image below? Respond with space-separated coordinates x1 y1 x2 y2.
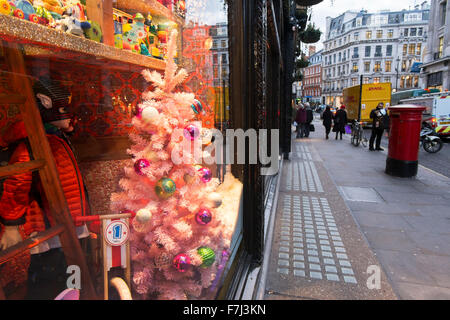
322 106 333 139
333 105 348 140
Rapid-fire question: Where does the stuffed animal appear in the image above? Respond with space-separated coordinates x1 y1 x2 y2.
123 20 147 53
55 15 86 36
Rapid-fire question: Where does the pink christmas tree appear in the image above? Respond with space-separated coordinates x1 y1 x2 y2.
111 30 230 300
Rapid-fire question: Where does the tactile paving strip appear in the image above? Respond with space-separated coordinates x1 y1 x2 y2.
285 160 324 193
276 195 357 284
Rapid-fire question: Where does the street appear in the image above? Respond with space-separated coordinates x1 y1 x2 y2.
364 128 450 178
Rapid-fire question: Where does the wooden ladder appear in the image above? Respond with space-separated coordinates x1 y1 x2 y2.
0 42 97 300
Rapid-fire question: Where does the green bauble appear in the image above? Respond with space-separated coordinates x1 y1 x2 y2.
155 178 176 199
197 247 216 268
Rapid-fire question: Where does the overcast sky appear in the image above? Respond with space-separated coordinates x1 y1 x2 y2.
309 0 428 51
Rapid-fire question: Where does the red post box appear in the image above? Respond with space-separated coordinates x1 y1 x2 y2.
385 104 426 177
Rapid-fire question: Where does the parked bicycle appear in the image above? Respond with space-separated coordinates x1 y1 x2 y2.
350 120 368 147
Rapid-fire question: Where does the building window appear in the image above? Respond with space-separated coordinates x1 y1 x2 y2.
441 1 447 26
376 30 383 38
366 31 372 39
400 76 406 88
352 62 358 72
375 45 382 57
339 52 342 62
438 37 444 58
353 47 359 58
213 54 218 64
403 44 407 56
410 28 417 37
354 32 359 40
374 77 380 83
364 77 370 84
414 76 419 88
385 60 392 72
384 77 391 83
386 45 392 56
406 75 412 88
387 29 394 38
428 71 443 87
374 61 381 72
401 60 407 72
365 46 371 57
364 61 371 72
416 43 422 56
408 44 416 55
221 40 227 48
418 28 423 36
221 54 227 63
403 28 408 37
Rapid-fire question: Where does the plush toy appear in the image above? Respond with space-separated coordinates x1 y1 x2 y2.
123 20 146 53
55 15 87 36
83 20 102 42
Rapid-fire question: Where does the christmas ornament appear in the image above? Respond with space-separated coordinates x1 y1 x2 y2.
142 106 159 123
197 247 215 268
198 167 212 183
134 158 150 175
190 99 203 114
136 208 152 223
155 177 176 199
183 124 200 141
195 208 212 225
173 253 191 272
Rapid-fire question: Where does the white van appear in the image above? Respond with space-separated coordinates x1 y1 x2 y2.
399 93 450 137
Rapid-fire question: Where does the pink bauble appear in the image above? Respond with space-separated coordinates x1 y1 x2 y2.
198 167 212 183
195 208 212 225
173 253 191 272
134 159 150 175
183 124 200 141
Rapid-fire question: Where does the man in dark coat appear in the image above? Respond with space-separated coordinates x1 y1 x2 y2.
295 104 307 138
322 106 333 139
369 102 386 151
333 105 348 140
304 103 314 138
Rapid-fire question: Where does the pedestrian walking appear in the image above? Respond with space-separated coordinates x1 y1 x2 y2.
322 106 333 139
333 105 348 140
295 104 307 138
304 102 314 138
369 102 387 151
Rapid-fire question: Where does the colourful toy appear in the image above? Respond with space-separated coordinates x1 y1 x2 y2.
83 20 102 42
32 0 64 15
15 0 35 20
123 20 146 53
0 0 11 15
113 11 123 49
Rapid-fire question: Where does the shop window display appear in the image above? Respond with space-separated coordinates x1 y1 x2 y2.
0 0 241 300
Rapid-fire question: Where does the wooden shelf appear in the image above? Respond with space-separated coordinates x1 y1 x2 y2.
0 14 166 71
115 0 184 26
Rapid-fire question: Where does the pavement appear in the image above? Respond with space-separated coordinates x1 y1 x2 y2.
262 116 450 300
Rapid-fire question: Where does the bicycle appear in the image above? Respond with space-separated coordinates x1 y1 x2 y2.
350 120 368 147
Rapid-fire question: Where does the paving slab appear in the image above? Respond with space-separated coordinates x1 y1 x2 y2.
305 119 450 299
264 133 397 300
263 119 450 300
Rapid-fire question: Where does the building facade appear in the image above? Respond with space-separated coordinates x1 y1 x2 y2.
322 2 430 107
421 0 450 90
303 49 323 104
